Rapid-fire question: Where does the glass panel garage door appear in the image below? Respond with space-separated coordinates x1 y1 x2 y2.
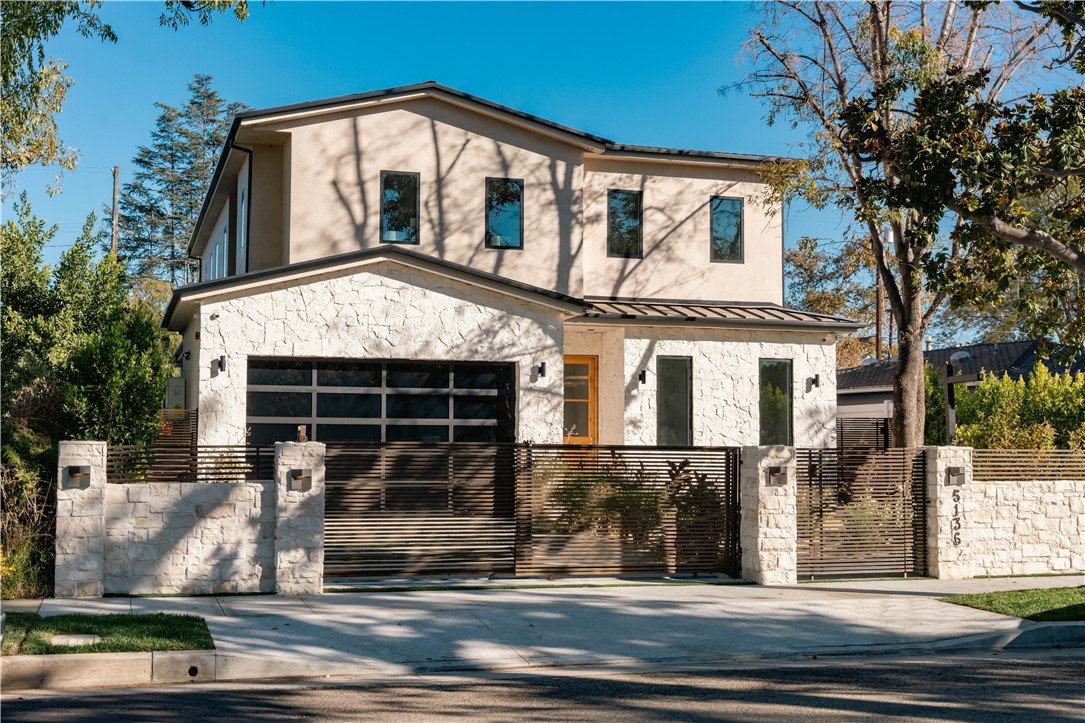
246 359 515 444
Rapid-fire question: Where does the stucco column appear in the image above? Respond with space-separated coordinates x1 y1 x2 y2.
274 442 326 595
740 446 797 585
54 441 108 598
926 446 974 579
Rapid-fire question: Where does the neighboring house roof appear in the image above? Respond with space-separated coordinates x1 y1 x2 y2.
162 245 590 332
574 298 862 333
837 340 1085 393
189 81 787 255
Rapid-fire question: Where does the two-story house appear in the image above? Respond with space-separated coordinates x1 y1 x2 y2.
162 82 858 449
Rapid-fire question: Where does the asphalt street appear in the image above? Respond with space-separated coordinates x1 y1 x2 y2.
4 650 1083 722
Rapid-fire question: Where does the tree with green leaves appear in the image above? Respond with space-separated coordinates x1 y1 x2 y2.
116 75 248 287
737 0 1065 446
1 197 174 598
0 0 249 195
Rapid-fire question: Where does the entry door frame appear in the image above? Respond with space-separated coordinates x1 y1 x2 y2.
563 355 598 445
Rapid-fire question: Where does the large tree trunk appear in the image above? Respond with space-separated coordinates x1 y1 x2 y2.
891 253 928 448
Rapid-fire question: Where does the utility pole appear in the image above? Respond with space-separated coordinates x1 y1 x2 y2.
111 165 120 257
875 271 883 360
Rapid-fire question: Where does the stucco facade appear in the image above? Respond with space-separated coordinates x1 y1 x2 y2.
170 83 858 452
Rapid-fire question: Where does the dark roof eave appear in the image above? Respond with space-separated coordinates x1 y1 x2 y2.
162 246 590 329
601 144 786 165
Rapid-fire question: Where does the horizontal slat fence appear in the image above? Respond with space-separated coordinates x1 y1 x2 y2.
514 445 741 578
323 443 517 578
106 445 274 484
973 449 1085 480
156 409 198 446
836 417 891 449
796 447 927 580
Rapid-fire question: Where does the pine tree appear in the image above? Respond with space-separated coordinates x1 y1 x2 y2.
115 75 247 288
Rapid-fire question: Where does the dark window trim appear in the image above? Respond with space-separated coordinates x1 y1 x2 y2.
245 357 517 443
656 355 693 446
484 177 525 250
380 170 421 246
606 188 644 259
709 195 744 265
758 357 793 446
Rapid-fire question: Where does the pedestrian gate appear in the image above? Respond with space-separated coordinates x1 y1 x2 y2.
796 448 928 579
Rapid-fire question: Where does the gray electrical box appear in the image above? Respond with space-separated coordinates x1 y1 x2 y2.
165 377 185 410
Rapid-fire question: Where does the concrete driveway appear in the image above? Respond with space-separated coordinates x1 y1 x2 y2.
27 575 1083 680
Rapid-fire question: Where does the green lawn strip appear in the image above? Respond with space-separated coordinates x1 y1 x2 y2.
941 586 1085 622
2 613 214 656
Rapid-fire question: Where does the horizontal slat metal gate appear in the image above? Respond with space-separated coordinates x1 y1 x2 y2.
796 447 927 580
323 443 516 578
513 445 741 577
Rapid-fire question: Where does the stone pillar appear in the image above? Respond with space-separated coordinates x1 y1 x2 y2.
55 441 108 598
740 446 797 585
926 446 974 579
274 442 325 595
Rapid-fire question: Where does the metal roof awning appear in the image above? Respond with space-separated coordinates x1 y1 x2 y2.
574 299 862 332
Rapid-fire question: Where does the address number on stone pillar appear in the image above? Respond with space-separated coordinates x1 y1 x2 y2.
951 488 962 546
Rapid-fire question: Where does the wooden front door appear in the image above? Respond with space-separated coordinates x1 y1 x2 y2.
563 355 597 444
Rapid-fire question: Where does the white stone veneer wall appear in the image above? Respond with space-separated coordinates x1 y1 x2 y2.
103 482 276 595
967 478 1085 576
622 327 837 447
194 260 566 445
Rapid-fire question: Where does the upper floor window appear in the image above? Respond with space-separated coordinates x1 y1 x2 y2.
237 187 247 274
381 171 420 244
607 189 643 259
710 196 743 263
485 178 523 249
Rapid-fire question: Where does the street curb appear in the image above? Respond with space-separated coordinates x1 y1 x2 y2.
2 622 1082 691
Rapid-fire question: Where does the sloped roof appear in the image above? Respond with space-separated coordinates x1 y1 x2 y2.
837 340 1085 391
576 298 861 332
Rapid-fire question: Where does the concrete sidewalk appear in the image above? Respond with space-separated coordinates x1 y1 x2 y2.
3 575 1083 689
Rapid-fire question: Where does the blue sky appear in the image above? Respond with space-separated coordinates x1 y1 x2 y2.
7 1 846 266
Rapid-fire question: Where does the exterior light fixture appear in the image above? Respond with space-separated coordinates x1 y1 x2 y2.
766 466 788 485
288 468 313 492
214 355 227 373
811 374 821 388
946 466 966 486
63 466 91 490
536 362 546 378
638 370 647 384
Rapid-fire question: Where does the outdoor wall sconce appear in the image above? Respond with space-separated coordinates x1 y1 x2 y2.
182 351 191 361
63 466 91 490
288 468 312 493
946 466 966 486
810 374 821 388
535 362 546 378
638 369 647 384
213 355 227 373
766 466 788 485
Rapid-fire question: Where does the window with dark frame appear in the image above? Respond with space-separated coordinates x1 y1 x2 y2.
759 359 793 445
607 189 643 258
485 178 524 249
657 356 692 446
380 171 420 244
710 196 743 263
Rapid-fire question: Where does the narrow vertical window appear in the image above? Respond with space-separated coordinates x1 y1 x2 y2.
237 187 247 274
657 356 692 446
607 189 643 258
381 171 420 244
759 359 792 445
220 226 228 278
485 178 523 249
710 197 743 263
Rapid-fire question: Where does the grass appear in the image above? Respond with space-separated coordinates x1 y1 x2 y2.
942 586 1085 622
1 612 214 656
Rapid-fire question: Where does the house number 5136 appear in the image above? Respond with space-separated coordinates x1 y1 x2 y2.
951 489 962 546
